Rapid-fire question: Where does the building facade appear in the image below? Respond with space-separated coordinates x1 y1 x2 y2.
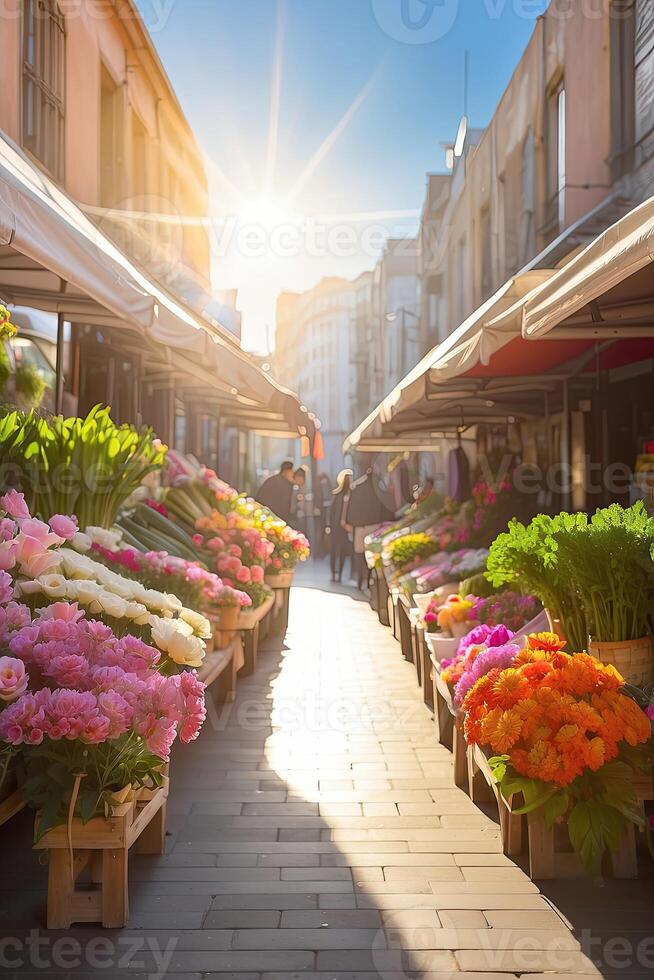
418 0 654 356
274 239 420 480
0 0 210 290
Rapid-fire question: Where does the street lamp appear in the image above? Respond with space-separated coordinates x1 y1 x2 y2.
385 307 420 374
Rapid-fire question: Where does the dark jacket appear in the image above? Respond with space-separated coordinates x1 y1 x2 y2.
344 474 394 528
256 473 293 524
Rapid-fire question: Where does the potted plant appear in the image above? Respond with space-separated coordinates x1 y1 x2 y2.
463 633 653 877
552 504 654 684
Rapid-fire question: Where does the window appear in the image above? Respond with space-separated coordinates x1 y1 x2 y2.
610 0 636 177
22 0 65 180
100 66 123 208
545 77 566 231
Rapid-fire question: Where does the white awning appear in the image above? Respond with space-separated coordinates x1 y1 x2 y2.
343 271 552 453
0 131 310 436
523 195 654 339
0 132 154 327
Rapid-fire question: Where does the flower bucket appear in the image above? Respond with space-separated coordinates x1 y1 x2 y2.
214 605 240 647
265 570 294 589
545 608 567 645
414 591 436 614
513 608 549 648
425 632 460 662
588 635 654 686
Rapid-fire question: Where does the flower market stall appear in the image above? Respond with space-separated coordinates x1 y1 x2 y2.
0 400 309 927
360 476 654 882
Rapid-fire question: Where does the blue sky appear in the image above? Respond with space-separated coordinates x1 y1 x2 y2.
136 0 549 350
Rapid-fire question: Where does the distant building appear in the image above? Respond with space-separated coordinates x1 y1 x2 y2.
416 0 654 355
274 238 420 479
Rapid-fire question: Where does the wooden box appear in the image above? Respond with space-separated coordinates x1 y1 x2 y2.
34 783 168 929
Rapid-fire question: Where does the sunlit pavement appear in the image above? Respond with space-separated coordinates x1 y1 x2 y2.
2 560 653 978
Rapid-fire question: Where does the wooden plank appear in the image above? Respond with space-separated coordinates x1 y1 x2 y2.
102 847 129 928
0 789 25 827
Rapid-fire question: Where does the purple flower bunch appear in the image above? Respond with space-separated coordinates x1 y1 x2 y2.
453 641 521 706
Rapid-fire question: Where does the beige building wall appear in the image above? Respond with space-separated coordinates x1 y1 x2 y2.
0 0 209 287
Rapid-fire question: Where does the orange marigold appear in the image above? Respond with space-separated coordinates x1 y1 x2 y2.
528 631 567 652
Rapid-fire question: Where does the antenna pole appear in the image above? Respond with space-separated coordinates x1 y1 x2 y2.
463 50 469 118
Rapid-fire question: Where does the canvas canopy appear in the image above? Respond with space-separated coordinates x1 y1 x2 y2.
0 132 309 437
523 195 654 340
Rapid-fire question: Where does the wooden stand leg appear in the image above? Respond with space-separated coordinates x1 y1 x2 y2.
241 624 259 677
611 823 638 878
216 653 238 703
136 801 167 855
101 847 129 928
500 805 523 857
527 813 555 879
434 686 454 750
452 722 467 788
46 849 76 929
422 645 433 709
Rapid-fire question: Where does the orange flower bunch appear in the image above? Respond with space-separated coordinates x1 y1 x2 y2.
463 632 651 788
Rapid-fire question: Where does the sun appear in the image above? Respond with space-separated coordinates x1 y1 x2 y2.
238 195 297 230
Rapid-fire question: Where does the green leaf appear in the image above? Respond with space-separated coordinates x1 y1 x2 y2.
542 790 569 827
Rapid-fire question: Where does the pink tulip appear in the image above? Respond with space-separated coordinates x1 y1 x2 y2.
0 518 17 542
36 602 85 623
18 518 63 548
0 540 18 571
48 514 78 540
0 490 30 520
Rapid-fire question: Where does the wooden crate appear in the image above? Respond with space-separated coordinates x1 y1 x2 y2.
430 657 467 788
468 742 641 880
396 593 415 665
239 594 276 677
33 783 168 929
467 743 523 857
198 633 243 703
415 625 434 709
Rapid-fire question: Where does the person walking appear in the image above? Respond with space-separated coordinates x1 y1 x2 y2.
256 461 295 524
328 469 352 583
290 466 308 535
344 467 395 590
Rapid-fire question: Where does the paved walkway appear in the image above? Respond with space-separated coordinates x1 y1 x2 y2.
2 562 653 978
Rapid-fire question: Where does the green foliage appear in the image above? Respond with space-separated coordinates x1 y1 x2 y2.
389 532 438 569
555 502 654 642
488 502 654 646
22 734 165 840
14 363 47 408
0 404 167 528
486 513 588 650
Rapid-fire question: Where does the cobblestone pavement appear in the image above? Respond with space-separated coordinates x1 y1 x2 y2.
1 562 653 978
